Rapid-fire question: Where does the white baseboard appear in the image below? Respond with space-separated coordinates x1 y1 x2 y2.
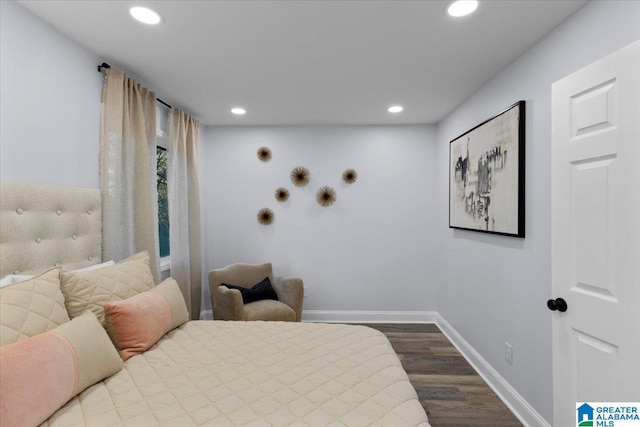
435 314 551 427
302 310 437 323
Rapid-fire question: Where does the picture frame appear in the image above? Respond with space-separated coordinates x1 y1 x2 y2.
449 101 525 237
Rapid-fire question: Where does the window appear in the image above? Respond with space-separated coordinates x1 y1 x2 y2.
156 145 169 258
156 104 170 271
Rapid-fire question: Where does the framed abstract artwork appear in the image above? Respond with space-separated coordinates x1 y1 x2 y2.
449 101 525 237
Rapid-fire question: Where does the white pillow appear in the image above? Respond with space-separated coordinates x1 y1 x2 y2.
71 260 115 273
0 261 115 288
0 275 33 288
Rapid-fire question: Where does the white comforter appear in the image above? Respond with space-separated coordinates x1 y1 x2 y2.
42 321 430 427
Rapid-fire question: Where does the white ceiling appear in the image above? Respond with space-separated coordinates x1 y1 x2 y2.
19 0 586 126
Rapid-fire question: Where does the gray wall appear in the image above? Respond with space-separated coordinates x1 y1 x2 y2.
200 125 439 314
0 0 102 188
435 1 640 422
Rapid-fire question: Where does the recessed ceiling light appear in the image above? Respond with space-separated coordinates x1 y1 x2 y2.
130 6 162 25
231 107 246 115
447 0 479 17
388 105 404 113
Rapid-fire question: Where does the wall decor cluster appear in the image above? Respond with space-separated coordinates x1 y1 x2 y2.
342 169 358 184
290 167 310 187
449 100 525 237
253 146 360 224
274 187 289 203
257 207 274 225
257 146 272 162
316 186 337 207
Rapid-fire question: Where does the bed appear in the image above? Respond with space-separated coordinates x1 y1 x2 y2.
0 181 430 427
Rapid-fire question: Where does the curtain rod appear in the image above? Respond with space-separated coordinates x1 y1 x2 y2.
97 62 172 109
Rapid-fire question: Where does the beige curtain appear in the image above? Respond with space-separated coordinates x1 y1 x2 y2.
100 68 160 282
167 108 202 319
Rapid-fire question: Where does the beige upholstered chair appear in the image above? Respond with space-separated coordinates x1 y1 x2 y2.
208 263 304 322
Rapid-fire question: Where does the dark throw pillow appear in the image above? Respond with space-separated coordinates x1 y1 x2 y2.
222 277 278 304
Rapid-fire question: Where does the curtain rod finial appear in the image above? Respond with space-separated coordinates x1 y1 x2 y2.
97 62 111 72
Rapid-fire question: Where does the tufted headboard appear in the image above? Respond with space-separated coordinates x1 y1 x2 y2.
0 182 102 278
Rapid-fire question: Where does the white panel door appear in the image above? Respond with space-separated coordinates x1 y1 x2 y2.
551 40 640 426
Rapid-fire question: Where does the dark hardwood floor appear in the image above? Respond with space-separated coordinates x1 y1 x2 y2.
363 323 523 427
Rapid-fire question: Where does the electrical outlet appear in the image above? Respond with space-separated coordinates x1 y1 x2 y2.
303 286 308 299
505 342 513 365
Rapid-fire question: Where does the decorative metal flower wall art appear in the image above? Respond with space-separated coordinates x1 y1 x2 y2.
274 187 290 202
342 168 358 184
257 146 272 162
316 186 337 207
257 208 274 225
290 167 310 187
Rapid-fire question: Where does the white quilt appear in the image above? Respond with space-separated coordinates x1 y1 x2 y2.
41 321 429 427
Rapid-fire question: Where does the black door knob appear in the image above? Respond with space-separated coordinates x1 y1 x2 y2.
547 298 568 312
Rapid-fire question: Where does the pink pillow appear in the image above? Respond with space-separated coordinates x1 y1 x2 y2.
0 312 122 427
104 277 189 360
0 333 75 427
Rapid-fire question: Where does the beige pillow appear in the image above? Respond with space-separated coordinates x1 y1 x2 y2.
0 261 116 288
60 251 154 326
150 277 190 329
0 268 69 346
0 311 122 427
52 311 123 390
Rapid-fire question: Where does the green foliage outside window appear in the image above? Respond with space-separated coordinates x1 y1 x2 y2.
157 147 170 258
